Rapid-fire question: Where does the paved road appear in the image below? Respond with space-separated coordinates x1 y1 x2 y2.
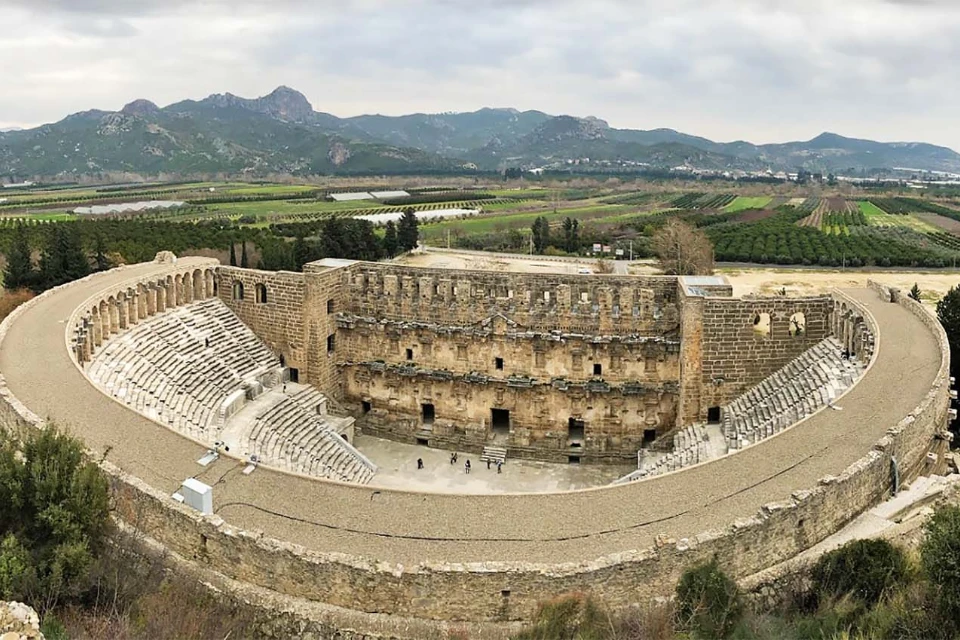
0 266 941 566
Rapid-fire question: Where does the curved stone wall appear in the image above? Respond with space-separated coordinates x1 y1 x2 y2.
0 262 949 629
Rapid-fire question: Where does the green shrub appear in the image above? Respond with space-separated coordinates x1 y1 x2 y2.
512 593 608 640
811 539 908 606
920 505 960 619
0 425 111 611
857 581 952 640
675 558 743 639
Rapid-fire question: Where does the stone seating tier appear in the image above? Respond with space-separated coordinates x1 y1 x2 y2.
88 298 280 441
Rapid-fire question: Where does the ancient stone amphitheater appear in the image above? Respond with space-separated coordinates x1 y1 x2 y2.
0 254 951 638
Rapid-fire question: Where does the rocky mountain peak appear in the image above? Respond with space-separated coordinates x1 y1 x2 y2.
120 99 160 118
253 86 314 122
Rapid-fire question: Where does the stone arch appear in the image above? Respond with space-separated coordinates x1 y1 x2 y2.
205 269 216 298
193 269 205 300
752 312 771 337
233 280 245 301
789 312 806 337
255 282 268 304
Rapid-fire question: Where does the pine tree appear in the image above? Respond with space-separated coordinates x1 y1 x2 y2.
909 283 922 302
38 225 89 290
293 236 313 271
3 224 34 290
397 208 419 252
229 243 237 266
383 221 399 257
93 233 111 272
240 242 248 268
39 230 64 290
62 224 90 282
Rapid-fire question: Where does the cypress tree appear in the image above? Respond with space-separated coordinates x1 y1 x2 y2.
3 224 34 290
383 221 399 257
240 241 249 268
397 208 419 252
229 243 237 266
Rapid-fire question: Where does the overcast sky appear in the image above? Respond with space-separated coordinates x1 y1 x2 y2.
2 0 959 148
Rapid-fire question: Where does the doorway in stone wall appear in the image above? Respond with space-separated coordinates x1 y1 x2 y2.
288 368 299 383
707 406 721 424
491 408 510 439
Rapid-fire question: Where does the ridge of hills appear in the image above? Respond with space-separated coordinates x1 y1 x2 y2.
2 86 958 178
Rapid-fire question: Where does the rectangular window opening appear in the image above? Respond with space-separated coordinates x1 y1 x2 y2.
406 348 414 361
326 334 335 353
495 357 504 370
643 428 656 445
326 299 335 314
707 406 721 424
593 363 602 376
361 400 371 414
568 455 581 464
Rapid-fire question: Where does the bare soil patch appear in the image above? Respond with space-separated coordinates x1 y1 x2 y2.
736 208 777 223
915 211 960 234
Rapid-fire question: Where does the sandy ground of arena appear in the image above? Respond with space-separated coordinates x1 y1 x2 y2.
0 259 941 566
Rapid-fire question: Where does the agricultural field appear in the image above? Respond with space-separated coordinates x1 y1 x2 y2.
7 179 960 271
723 196 772 212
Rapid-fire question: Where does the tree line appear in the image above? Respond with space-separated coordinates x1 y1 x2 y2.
1 208 421 292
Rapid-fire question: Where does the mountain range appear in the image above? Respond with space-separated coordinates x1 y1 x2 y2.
2 86 958 179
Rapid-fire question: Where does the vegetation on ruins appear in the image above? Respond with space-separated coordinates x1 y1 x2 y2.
919 505 960 619
652 219 714 275
810 539 909 607
511 510 960 639
675 557 743 638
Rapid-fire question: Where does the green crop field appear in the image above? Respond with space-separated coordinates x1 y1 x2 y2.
724 196 772 212
858 201 938 233
419 204 629 240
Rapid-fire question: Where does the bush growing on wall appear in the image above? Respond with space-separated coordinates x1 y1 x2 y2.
921 504 960 621
675 557 743 639
810 538 909 607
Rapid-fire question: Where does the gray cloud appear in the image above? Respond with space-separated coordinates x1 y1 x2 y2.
1 0 960 149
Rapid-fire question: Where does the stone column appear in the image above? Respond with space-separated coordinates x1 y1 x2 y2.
109 299 120 335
